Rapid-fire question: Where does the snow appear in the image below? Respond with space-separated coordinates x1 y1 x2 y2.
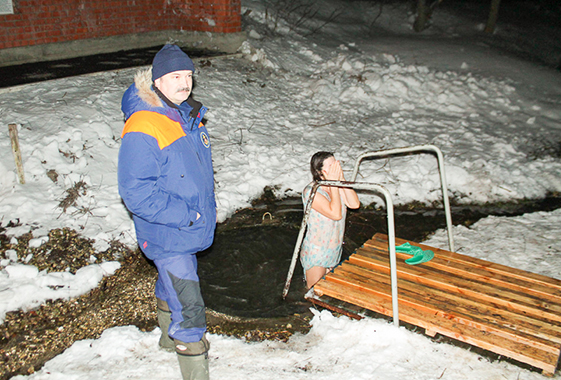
9 309 558 380
1 0 561 378
0 261 120 322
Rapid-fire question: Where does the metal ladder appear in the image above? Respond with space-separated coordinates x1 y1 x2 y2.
282 145 455 327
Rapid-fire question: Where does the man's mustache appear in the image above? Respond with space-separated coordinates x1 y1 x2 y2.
176 87 190 93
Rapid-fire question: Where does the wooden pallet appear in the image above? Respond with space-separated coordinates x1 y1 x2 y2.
310 233 561 376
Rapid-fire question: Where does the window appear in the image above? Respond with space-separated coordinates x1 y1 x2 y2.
0 0 14 15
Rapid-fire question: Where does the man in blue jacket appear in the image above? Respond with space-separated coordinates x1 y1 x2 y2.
118 44 216 380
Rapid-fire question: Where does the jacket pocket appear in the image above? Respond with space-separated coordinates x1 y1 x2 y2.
163 220 206 254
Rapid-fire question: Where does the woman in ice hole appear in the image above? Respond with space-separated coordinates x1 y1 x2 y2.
301 152 360 289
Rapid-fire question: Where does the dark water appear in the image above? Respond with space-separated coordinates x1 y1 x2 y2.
197 194 561 319
198 226 308 319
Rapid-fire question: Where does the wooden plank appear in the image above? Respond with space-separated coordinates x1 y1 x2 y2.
354 246 561 318
357 242 561 309
369 233 561 292
362 242 561 307
362 240 561 302
365 245 561 303
314 279 560 375
336 261 561 337
312 233 561 375
349 249 561 324
331 262 561 350
307 296 363 320
349 250 561 327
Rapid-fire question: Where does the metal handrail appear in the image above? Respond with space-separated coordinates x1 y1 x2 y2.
282 145 453 329
350 145 454 252
282 180 400 327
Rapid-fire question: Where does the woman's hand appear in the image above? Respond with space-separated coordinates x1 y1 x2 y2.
325 160 343 181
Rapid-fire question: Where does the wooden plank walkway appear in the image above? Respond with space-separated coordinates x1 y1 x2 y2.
310 233 561 376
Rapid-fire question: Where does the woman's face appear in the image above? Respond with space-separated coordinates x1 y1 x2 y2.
321 156 336 178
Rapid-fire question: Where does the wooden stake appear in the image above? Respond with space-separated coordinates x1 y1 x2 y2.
8 123 25 184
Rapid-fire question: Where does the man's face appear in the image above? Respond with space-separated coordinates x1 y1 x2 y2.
154 70 193 105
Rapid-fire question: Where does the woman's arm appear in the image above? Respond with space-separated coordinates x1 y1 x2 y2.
310 160 343 220
311 188 342 220
338 163 360 209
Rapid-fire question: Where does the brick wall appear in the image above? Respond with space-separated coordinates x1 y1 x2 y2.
0 0 241 50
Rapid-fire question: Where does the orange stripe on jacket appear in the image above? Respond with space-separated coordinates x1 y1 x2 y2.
121 111 186 150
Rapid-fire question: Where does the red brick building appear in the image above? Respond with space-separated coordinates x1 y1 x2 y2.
0 0 244 66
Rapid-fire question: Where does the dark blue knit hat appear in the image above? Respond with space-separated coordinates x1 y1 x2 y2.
151 44 195 81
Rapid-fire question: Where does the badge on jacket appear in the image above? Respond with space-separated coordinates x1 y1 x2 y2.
200 131 210 148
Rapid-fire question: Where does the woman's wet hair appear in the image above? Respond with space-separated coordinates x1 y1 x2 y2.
310 151 334 182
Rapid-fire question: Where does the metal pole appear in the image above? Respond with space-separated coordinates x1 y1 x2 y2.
282 182 319 300
284 145 452 328
282 180 400 327
350 145 454 252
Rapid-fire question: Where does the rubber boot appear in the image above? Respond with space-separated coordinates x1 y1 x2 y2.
156 299 175 352
177 353 209 380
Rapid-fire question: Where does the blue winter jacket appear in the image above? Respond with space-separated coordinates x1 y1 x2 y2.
118 69 216 260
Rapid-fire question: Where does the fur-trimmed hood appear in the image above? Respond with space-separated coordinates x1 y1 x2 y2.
121 68 164 120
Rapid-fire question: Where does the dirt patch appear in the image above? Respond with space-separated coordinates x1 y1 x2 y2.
0 220 313 379
0 249 155 379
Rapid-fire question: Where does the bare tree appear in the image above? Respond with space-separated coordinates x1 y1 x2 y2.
484 0 501 33
414 0 428 32
413 0 444 32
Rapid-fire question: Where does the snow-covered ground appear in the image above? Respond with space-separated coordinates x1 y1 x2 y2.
1 0 561 378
